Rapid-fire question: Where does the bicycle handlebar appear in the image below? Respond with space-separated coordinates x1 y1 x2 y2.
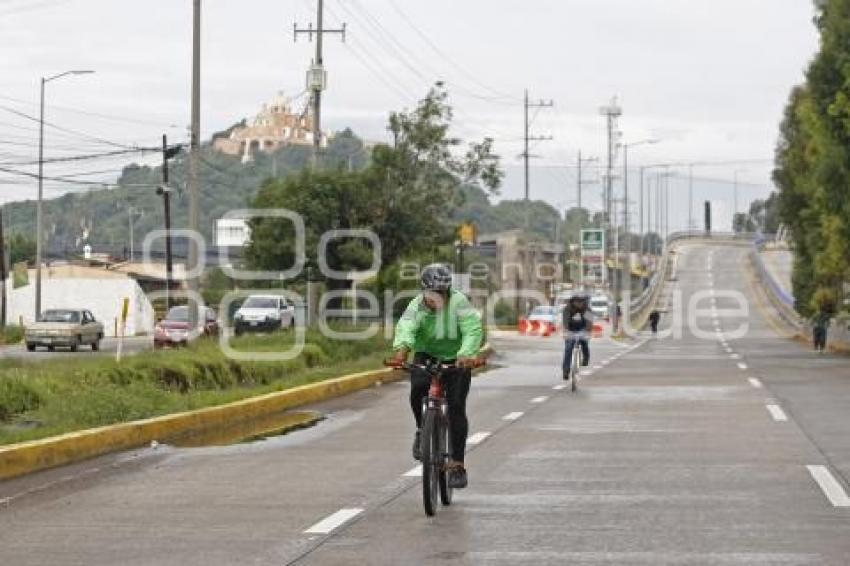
383 358 486 371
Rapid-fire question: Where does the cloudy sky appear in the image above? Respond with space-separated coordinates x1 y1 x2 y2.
0 0 820 230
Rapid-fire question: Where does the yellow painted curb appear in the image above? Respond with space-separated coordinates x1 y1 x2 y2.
0 367 395 481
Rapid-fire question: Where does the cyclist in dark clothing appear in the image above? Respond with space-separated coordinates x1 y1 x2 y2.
813 310 830 353
649 310 660 334
562 294 592 379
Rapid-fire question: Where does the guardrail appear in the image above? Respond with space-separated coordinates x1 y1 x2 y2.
749 241 804 332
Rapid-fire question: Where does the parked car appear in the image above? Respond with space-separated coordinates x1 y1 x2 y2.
233 295 295 335
518 305 562 337
154 306 219 349
25 309 104 352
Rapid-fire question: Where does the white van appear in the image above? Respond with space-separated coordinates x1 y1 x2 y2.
589 295 611 321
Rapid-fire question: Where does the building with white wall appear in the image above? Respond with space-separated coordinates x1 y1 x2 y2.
6 264 159 336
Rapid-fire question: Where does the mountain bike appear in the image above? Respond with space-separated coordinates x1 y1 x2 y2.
385 357 485 517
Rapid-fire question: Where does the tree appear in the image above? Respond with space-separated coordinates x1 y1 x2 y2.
773 0 850 315
245 84 504 294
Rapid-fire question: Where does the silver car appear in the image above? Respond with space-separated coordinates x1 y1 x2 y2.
25 309 104 352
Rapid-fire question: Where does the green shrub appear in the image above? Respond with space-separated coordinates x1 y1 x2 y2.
0 378 42 421
0 325 23 345
0 326 390 444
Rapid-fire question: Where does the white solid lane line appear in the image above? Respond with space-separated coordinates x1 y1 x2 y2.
467 431 491 445
403 465 422 477
806 465 850 507
737 362 748 370
766 404 788 422
530 396 549 404
503 411 524 421
305 508 364 534
748 377 763 388
552 384 567 391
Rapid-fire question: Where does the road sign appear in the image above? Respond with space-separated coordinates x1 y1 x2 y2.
581 229 604 251
580 229 605 287
458 222 476 246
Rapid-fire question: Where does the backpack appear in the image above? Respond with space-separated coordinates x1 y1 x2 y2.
564 305 588 332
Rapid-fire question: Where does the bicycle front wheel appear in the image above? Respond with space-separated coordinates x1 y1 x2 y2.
571 344 580 392
438 413 453 506
421 408 439 517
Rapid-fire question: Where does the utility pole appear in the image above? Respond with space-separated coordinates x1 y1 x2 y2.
0 210 6 329
599 97 622 290
158 134 180 311
576 152 598 212
639 167 654 256
295 0 346 169
664 169 671 240
599 98 622 232
187 0 201 330
128 206 136 262
521 89 554 201
688 163 694 233
655 170 662 253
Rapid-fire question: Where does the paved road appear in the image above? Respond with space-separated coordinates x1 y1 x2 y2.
0 336 151 361
2 241 850 565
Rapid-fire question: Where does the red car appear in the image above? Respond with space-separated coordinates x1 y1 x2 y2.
154 306 219 348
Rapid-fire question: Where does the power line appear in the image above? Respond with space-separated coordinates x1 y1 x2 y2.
0 146 161 166
387 2 520 103
0 105 139 150
0 93 181 129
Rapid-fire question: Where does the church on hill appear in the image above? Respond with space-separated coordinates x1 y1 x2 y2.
212 91 326 163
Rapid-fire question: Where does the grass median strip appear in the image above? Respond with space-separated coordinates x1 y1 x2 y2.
0 327 389 447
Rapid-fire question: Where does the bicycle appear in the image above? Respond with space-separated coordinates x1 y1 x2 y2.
385 357 485 517
564 331 588 392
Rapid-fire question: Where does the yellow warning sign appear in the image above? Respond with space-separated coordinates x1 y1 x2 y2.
458 222 476 246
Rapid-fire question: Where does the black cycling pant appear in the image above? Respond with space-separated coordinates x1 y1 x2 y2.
814 328 827 351
563 337 589 370
409 352 472 463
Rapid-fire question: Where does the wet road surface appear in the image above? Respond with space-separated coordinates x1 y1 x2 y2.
1 241 849 565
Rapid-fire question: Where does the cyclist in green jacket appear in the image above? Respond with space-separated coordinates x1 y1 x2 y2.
391 263 483 489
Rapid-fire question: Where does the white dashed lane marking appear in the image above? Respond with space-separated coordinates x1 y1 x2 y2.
530 396 549 404
502 411 524 421
552 384 567 391
467 431 491 445
748 377 763 388
403 465 422 477
737 362 748 370
766 404 788 422
807 465 850 507
305 508 364 534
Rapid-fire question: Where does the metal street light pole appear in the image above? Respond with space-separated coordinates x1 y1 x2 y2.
730 169 747 232
35 69 93 320
619 139 658 312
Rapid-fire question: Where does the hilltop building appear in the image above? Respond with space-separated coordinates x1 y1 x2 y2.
212 92 326 163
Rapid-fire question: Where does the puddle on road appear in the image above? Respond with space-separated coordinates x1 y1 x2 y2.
170 410 324 448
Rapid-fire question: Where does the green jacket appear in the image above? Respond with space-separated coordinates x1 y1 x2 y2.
393 290 483 360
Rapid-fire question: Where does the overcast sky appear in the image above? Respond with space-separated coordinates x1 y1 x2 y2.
0 0 820 231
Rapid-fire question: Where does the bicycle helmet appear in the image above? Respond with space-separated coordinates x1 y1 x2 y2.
420 263 453 292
